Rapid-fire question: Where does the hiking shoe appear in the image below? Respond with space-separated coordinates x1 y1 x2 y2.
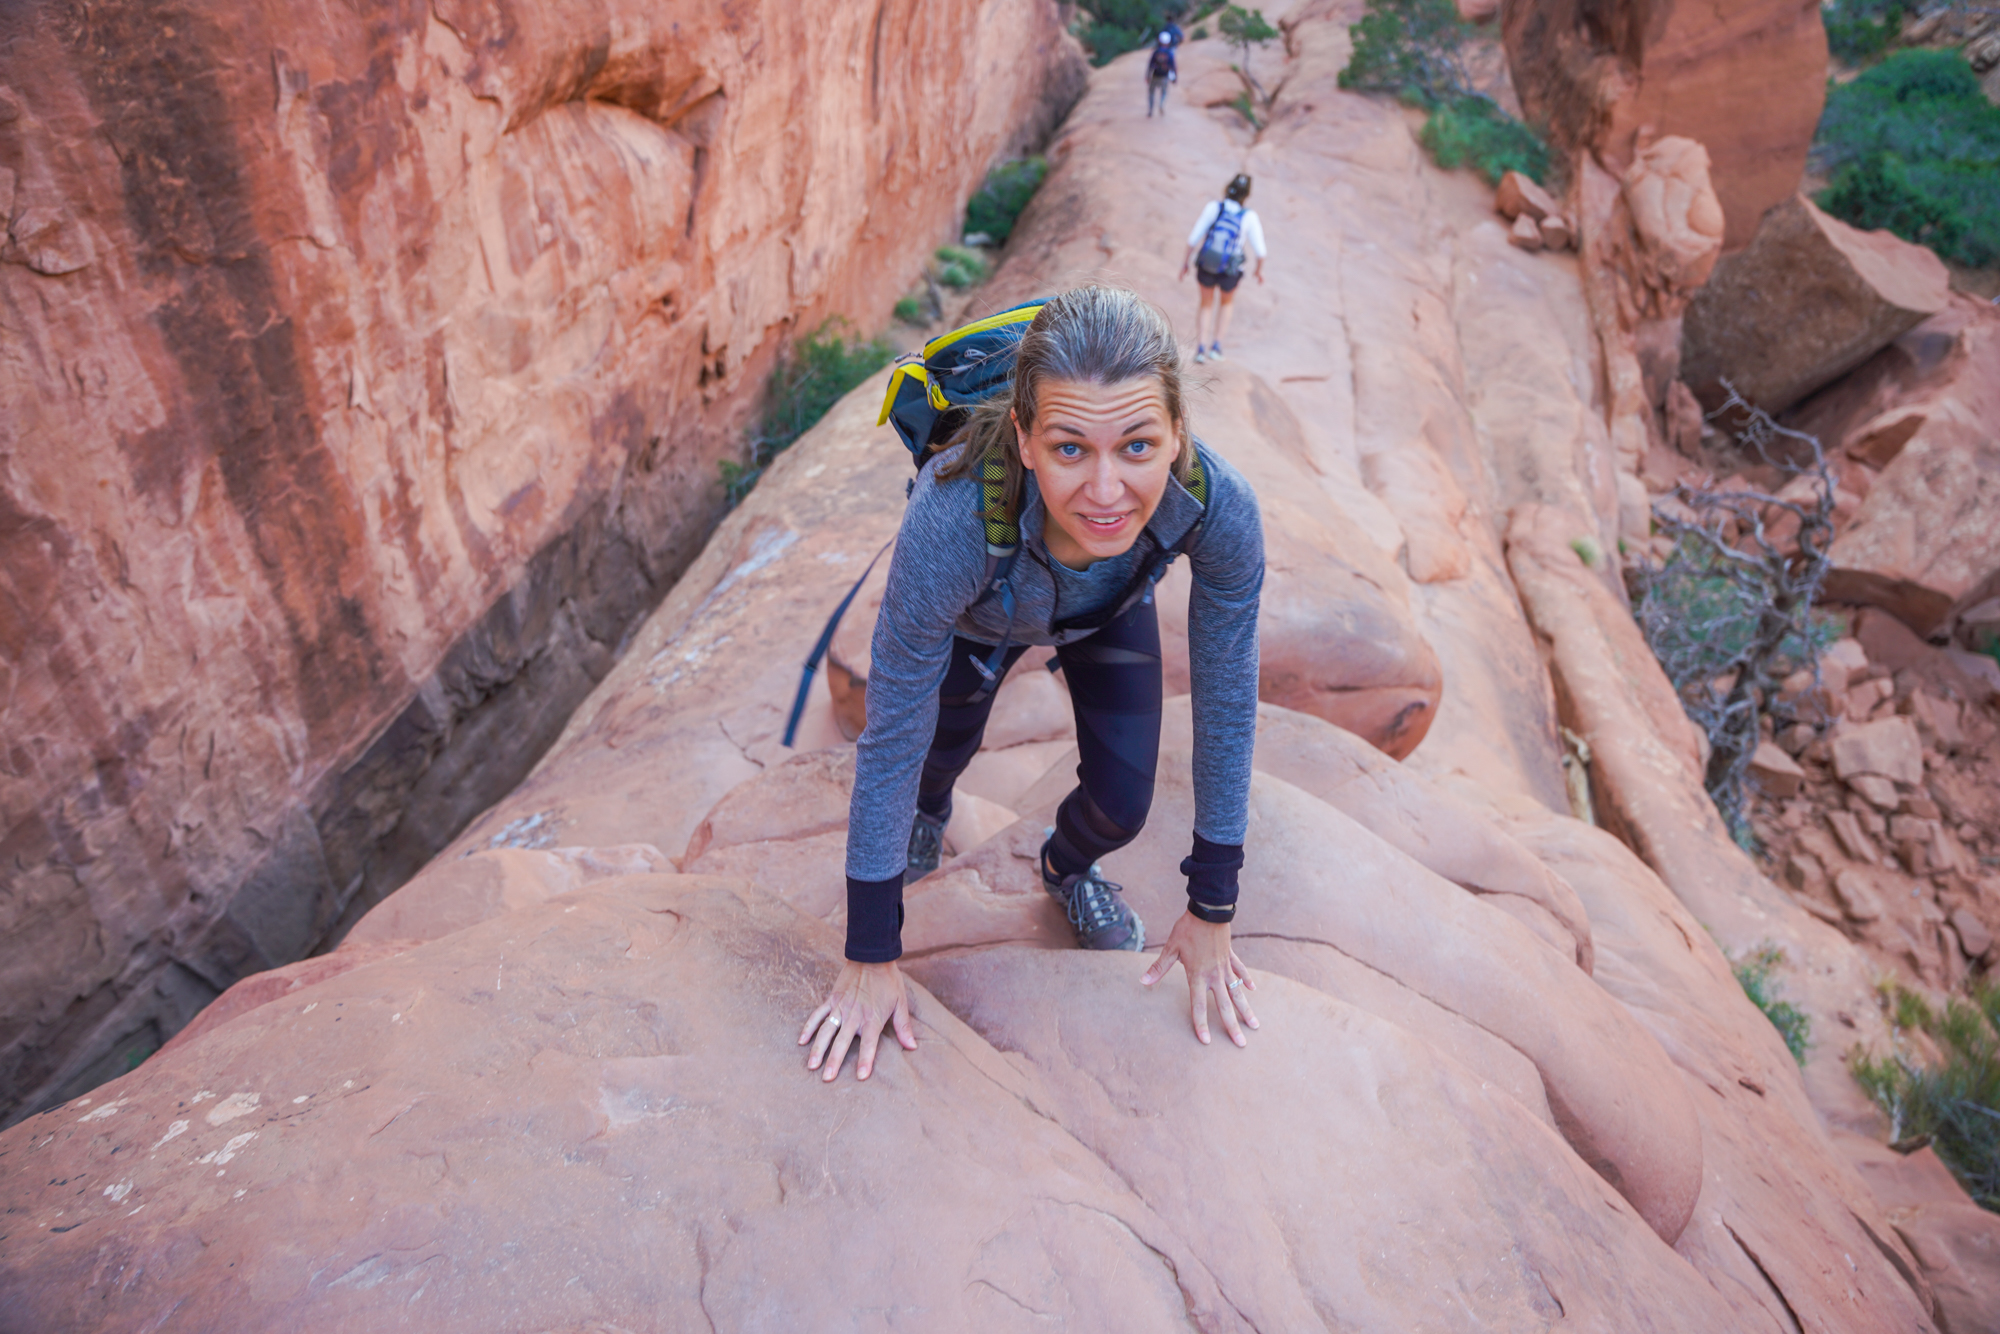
905 807 949 885
1192 345 1209 365
1041 839 1145 951
1208 342 1225 361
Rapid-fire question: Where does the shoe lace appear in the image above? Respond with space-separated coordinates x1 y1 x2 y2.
1066 865 1126 934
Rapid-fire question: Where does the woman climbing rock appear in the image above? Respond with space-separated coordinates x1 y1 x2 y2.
1180 174 1267 363
800 286 1267 1081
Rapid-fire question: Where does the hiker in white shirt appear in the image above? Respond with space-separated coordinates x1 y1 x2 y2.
1178 174 1266 364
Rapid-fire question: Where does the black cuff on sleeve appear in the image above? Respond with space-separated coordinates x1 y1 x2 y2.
845 873 906 963
1181 835 1244 923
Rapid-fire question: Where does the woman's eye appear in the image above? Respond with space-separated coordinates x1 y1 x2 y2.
1055 442 1083 458
1124 439 1154 457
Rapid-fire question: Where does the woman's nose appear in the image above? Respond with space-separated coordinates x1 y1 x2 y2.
1084 453 1123 504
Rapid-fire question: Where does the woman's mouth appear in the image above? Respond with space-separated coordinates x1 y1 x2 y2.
1081 513 1131 532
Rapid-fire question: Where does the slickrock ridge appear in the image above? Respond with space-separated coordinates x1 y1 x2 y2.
0 0 1084 1125
4 1 1996 1328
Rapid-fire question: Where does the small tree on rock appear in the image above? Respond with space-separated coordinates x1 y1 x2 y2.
1219 6 1280 87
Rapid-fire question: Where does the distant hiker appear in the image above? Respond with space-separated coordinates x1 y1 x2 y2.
1146 33 1177 117
1179 174 1267 363
1160 17 1185 47
800 286 1267 1082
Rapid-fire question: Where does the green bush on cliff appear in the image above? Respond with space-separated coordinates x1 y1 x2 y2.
722 319 894 507
1813 49 2000 268
1821 0 1915 65
1854 983 2000 1211
964 157 1048 245
1420 95 1551 186
1340 0 1550 185
1076 1 1190 66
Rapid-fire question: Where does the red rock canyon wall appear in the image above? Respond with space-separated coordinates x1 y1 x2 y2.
0 0 1084 1124
1501 0 1828 249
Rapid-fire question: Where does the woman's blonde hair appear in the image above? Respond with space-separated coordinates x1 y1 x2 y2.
933 286 1193 518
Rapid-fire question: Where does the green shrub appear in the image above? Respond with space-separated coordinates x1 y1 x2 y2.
722 319 894 507
1339 0 1471 104
1822 0 1916 64
1218 5 1279 80
964 157 1048 245
1077 1 1186 66
892 295 924 325
1420 93 1551 186
1340 0 1550 184
933 244 989 290
1733 945 1812 1065
1854 983 2000 1210
1813 49 2000 268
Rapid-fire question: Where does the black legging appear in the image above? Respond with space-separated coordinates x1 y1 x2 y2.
916 595 1162 880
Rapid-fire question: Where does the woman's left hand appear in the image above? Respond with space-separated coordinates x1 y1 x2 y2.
1141 912 1258 1046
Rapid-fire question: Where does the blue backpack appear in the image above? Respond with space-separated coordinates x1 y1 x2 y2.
1195 201 1246 277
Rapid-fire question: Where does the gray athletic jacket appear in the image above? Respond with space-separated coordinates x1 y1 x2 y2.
844 438 1265 960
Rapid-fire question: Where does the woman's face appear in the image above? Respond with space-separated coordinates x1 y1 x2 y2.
1016 377 1183 569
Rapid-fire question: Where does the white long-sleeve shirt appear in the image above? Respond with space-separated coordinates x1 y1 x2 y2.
1187 200 1266 260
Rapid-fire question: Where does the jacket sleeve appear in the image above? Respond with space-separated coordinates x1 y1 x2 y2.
1182 447 1264 911
1187 200 1222 248
843 468 988 961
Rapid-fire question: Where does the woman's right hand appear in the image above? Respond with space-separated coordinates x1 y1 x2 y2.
799 959 917 1081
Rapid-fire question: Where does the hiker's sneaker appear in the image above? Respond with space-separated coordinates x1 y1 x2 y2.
1208 342 1225 361
905 807 948 885
1192 344 1209 365
1043 851 1145 951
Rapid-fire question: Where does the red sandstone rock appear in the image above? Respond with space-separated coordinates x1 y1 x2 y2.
1749 741 1805 797
1833 715 1926 787
1508 212 1545 250
1538 213 1574 250
1681 196 1953 416
1621 136 1726 297
1503 0 1827 248
1496 170 1559 222
0 0 1086 1124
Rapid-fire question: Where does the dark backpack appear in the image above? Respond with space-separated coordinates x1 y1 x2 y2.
1148 46 1175 79
1195 201 1246 277
782 300 1209 744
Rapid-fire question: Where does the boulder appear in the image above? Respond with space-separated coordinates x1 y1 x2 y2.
1681 195 1953 416
1503 0 1828 248
1826 425 2000 636
1832 715 1926 787
1748 740 1805 797
1508 211 1545 250
1621 136 1726 298
1496 169 1560 222
1538 212 1574 250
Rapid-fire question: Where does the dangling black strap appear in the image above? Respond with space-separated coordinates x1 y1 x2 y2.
962 549 1019 705
782 540 893 748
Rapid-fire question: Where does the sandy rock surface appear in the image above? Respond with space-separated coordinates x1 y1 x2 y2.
0 0 1085 1126
3 2 1987 1328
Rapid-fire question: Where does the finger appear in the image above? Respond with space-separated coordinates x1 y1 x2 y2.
1189 978 1211 1046
1141 950 1170 986
1232 985 1261 1032
893 993 919 1051
856 1020 884 1081
807 1013 840 1070
800 1001 833 1046
1229 950 1255 989
1215 977 1248 1048
822 1022 858 1083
